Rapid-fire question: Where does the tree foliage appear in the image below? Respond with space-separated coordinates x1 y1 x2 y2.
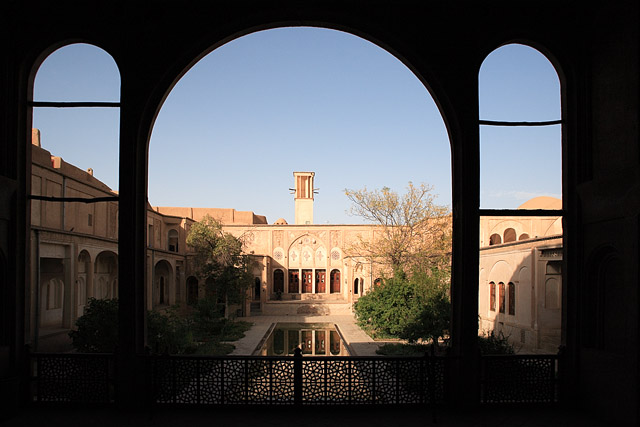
354 267 451 344
147 306 194 354
69 297 250 355
69 297 118 353
186 215 255 309
344 182 451 274
347 182 452 345
477 330 515 355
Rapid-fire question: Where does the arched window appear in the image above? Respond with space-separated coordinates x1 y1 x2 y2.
159 276 166 305
254 277 261 300
503 228 516 243
508 282 515 315
353 278 359 294
489 234 502 245
489 281 496 311
273 269 284 294
479 44 561 210
168 229 179 252
479 43 563 341
498 282 505 314
154 260 172 306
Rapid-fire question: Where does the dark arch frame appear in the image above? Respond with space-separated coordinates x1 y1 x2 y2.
12 3 591 411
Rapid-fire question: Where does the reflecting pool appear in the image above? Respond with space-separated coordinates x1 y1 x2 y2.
256 322 349 356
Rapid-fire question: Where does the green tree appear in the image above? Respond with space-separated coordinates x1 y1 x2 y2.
147 306 195 354
186 215 255 316
354 268 450 344
344 182 451 274
346 183 452 344
69 297 118 353
398 268 451 345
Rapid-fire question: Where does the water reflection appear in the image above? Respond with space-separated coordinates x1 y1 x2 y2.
258 323 349 356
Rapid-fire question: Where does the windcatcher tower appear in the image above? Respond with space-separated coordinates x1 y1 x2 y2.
293 171 315 225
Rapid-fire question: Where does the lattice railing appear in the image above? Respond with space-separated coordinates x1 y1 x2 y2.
30 353 115 403
29 352 561 405
149 353 447 406
480 354 560 403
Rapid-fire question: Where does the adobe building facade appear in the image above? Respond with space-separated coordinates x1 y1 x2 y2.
31 129 561 354
478 197 563 352
28 135 384 348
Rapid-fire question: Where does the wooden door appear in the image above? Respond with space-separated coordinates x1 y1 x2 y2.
273 269 284 293
288 270 299 293
302 270 312 293
315 270 326 293
330 269 341 293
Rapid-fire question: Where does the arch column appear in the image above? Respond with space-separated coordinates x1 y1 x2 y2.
116 73 151 408
436 63 481 408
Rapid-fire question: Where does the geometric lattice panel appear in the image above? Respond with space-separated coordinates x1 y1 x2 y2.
482 355 558 403
147 355 449 407
34 354 114 403
33 353 563 407
151 357 296 405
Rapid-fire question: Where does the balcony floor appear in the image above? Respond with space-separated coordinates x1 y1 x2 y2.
5 405 605 427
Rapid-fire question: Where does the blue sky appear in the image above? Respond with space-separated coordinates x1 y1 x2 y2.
33 28 561 224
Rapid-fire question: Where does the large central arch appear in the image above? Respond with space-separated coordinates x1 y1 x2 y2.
115 11 485 407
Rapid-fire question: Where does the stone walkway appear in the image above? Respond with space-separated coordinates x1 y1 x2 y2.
230 314 383 356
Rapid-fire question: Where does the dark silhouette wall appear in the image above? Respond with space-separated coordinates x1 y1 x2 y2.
0 0 638 424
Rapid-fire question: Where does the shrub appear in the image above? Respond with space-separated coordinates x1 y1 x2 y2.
376 342 432 356
69 297 249 356
354 268 450 344
478 330 515 354
147 306 195 354
69 298 118 353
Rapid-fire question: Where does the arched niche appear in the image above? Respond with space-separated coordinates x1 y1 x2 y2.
154 260 173 306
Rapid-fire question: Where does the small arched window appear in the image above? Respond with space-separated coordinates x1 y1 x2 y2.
490 234 502 245
159 276 166 305
354 278 359 294
519 233 530 240
489 281 496 311
168 229 179 252
498 282 505 313
254 277 261 301
508 282 515 315
503 228 516 243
